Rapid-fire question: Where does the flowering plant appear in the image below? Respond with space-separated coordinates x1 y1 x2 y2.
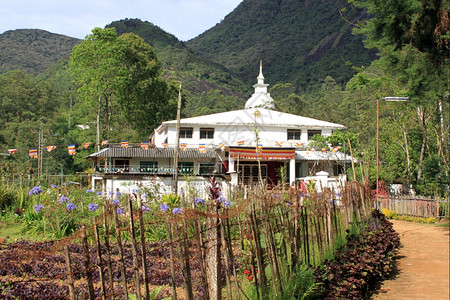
34 204 45 213
66 203 77 212
88 203 98 212
29 186 42 196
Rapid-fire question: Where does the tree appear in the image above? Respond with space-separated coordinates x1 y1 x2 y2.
347 0 449 195
69 27 176 144
270 83 306 115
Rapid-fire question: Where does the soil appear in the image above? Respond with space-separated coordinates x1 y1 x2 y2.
372 220 450 300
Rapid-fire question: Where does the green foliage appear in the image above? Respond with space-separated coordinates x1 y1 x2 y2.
382 208 437 224
186 0 374 91
0 29 80 75
69 27 179 140
0 186 15 210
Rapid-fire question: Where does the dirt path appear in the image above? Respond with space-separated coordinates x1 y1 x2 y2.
372 220 449 300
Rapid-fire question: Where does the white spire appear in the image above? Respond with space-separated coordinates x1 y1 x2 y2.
257 59 264 84
245 60 275 109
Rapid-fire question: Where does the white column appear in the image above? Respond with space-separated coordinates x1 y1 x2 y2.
228 156 235 173
289 158 296 185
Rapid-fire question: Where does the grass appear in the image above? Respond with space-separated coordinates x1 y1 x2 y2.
0 213 50 244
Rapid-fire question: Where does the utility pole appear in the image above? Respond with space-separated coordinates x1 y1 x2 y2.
173 82 182 195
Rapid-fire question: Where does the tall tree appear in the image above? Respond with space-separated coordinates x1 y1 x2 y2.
69 27 176 143
347 0 449 194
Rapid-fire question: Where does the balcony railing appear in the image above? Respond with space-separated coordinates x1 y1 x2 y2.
95 163 225 176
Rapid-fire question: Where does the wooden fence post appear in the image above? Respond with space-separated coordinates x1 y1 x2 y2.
113 205 129 300
127 195 142 300
102 206 114 294
136 194 150 300
81 226 95 300
206 201 222 300
94 217 107 300
64 245 76 300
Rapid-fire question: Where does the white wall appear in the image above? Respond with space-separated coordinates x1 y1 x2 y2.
155 124 329 148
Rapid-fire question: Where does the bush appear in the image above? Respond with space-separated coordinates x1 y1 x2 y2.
313 209 400 299
382 208 397 219
0 187 16 210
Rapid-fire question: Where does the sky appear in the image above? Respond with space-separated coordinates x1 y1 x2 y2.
0 0 243 41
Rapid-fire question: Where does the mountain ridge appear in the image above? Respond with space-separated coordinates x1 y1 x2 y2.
0 29 80 75
186 0 376 90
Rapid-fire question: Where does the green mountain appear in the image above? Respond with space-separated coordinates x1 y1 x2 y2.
106 19 250 98
186 0 376 91
0 29 80 75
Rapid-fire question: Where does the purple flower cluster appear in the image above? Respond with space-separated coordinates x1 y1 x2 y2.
117 207 125 215
96 191 102 196
172 208 182 215
67 203 77 211
34 204 45 213
160 203 169 212
50 184 57 188
112 199 120 206
88 203 98 212
59 196 70 204
218 196 226 203
29 186 42 196
195 197 205 205
224 200 232 208
142 206 151 213
86 189 94 194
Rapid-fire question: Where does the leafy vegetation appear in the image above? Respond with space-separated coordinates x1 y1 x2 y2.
313 209 400 299
0 29 80 75
0 1 448 196
186 0 375 91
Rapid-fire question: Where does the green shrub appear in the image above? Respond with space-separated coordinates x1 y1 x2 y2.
0 186 16 210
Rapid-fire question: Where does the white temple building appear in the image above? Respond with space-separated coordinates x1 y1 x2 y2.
87 64 351 196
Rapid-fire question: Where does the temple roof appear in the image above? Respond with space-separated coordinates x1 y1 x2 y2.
159 107 345 129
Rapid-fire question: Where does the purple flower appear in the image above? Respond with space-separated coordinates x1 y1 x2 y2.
172 207 182 215
29 186 42 196
274 194 279 198
34 204 45 213
160 203 169 212
88 203 98 212
335 192 341 197
59 196 70 204
224 200 232 208
195 197 205 205
142 193 148 199
112 199 120 206
286 202 291 207
116 191 122 197
142 206 151 213
108 191 114 196
96 191 102 196
117 207 125 215
218 196 226 203
50 184 57 188
67 203 77 211
86 189 94 194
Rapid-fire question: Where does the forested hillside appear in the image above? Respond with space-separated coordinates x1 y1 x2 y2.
186 0 376 91
0 29 80 75
106 19 250 116
0 0 447 197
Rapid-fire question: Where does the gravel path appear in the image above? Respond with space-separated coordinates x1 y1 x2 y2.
372 220 449 300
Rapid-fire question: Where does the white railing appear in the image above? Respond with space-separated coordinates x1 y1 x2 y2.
95 162 225 176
